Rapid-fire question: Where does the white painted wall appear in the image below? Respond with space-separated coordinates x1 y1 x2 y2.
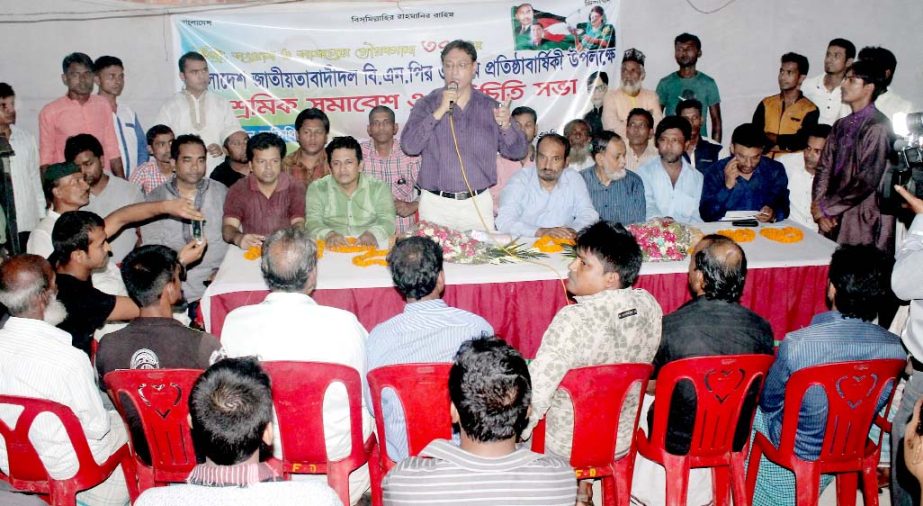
2 0 921 144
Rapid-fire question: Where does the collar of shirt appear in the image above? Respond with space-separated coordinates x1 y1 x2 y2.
573 287 626 304
246 171 293 194
167 176 213 198
403 298 449 314
364 138 402 163
330 173 371 198
420 439 542 471
263 291 317 306
3 316 73 346
810 310 852 325
126 317 190 329
186 461 281 487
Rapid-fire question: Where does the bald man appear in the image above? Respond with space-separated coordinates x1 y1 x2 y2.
0 254 130 505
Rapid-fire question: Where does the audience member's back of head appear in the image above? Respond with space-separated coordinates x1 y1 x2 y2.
828 244 891 322
189 357 273 465
387 236 443 300
121 245 180 308
449 337 531 443
575 220 643 288
0 254 51 318
260 226 317 293
693 234 748 303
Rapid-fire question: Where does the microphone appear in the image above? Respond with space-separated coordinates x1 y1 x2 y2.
447 82 458 113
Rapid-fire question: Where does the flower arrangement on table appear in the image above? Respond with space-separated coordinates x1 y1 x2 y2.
625 218 703 262
533 236 575 253
408 221 547 264
759 226 804 243
716 228 756 243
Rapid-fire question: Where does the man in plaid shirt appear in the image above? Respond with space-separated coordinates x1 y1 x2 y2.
360 106 420 234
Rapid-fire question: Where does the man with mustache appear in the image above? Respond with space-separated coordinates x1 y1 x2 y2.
602 48 663 139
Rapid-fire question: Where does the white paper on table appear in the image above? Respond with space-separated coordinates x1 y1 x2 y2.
719 210 760 222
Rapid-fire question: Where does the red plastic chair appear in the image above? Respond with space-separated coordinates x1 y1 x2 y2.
636 354 774 506
531 364 653 506
103 369 202 494
745 359 905 506
262 361 380 506
0 394 138 505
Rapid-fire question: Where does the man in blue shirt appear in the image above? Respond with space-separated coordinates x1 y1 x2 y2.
366 236 493 461
751 244 906 506
496 133 599 239
699 123 790 222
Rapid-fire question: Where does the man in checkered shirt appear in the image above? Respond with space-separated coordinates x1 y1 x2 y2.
361 105 420 234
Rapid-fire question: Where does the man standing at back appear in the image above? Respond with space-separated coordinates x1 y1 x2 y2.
154 51 241 172
361 105 420 234
602 48 662 139
221 226 372 504
0 83 44 247
95 55 148 178
402 40 527 232
39 52 123 177
656 33 722 142
367 236 493 461
802 38 855 126
751 53 819 157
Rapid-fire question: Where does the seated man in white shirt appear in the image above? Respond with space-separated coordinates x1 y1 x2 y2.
636 115 704 224
496 133 599 239
220 226 372 504
135 357 340 506
776 123 831 231
0 254 130 505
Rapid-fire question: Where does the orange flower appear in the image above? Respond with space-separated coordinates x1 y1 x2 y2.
533 236 575 253
243 245 261 260
759 226 804 243
352 249 389 267
716 228 756 243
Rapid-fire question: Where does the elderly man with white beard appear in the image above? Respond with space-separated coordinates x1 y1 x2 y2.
581 131 646 225
0 254 131 505
602 48 663 139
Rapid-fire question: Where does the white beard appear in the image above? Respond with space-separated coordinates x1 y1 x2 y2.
621 81 642 95
605 168 628 181
43 297 68 327
569 145 591 165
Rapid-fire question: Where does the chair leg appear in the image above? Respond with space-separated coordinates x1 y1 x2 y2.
663 454 691 506
120 453 140 503
713 466 731 506
860 466 880 506
793 464 821 506
601 475 616 506
614 465 633 506
327 467 351 506
835 472 858 506
729 455 750 506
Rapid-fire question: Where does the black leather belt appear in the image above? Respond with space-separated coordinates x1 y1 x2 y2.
911 355 923 372
417 186 487 201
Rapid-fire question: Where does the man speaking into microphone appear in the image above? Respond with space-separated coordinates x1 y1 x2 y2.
402 39 528 232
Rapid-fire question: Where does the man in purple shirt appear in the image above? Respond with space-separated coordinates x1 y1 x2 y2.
401 39 528 232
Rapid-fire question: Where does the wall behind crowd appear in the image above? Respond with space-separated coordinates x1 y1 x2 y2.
3 0 922 144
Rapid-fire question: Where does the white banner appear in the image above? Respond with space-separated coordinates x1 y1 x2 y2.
172 0 620 144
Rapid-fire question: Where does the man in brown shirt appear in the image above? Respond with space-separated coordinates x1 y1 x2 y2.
223 132 306 249
282 108 330 187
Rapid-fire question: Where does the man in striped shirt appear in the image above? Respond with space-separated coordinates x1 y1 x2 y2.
367 236 493 461
382 337 576 505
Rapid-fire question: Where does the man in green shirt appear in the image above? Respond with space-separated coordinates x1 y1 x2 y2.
306 136 396 248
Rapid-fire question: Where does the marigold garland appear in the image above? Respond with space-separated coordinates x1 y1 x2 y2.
759 226 804 243
243 245 261 260
317 237 389 267
716 228 756 243
532 236 576 253
352 249 389 267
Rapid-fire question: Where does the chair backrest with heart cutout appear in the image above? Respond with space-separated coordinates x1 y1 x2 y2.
776 359 905 465
646 354 774 464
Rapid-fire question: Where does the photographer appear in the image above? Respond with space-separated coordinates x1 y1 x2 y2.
890 184 923 506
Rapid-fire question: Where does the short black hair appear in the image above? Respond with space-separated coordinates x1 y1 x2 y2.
627 107 654 130
829 38 857 61
781 52 809 76
511 106 537 124
64 133 103 162
0 83 14 99
828 244 891 321
178 51 207 73
294 107 330 133
655 115 692 143
146 124 174 147
189 357 274 466
693 234 748 303
858 46 897 87
171 134 206 161
586 71 609 90
806 123 832 139
441 40 478 63
368 105 395 123
387 236 443 300
62 52 93 73
261 226 317 292
325 136 363 163
846 59 887 100
575 221 642 287
730 123 766 149
676 98 703 117
674 33 701 50
591 130 623 156
449 337 531 442
50 211 105 268
121 245 180 308
536 132 570 160
246 132 286 161
93 55 123 73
